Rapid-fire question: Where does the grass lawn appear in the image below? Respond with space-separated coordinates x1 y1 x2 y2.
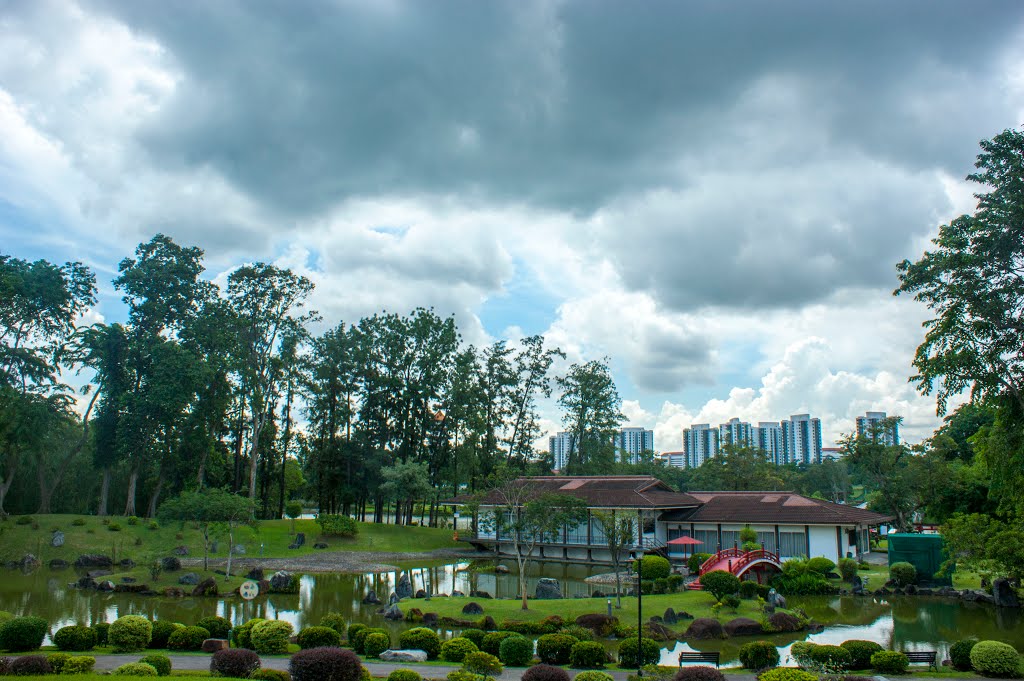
850 564 982 591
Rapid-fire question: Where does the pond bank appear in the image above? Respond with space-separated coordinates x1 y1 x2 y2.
181 548 488 574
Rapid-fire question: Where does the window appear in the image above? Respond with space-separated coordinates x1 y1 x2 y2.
778 531 808 558
693 529 718 553
756 531 777 553
565 520 588 545
721 530 741 550
590 517 607 544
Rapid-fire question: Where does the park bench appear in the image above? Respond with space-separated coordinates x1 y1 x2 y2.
678 651 720 668
905 651 938 671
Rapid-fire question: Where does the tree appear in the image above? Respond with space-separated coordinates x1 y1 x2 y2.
939 513 1024 582
379 461 433 526
556 359 624 473
842 418 921 531
158 488 255 575
684 445 786 492
896 127 1024 415
590 510 635 609
700 570 741 603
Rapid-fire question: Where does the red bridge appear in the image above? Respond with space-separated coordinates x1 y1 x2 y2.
686 547 782 590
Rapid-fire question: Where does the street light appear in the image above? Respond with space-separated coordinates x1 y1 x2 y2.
453 511 460 541
630 548 643 677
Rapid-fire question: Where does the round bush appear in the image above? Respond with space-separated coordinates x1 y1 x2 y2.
113 661 158 676
840 640 883 670
739 581 761 599
618 637 660 668
9 655 52 675
688 553 712 573
575 614 619 638
522 663 570 681
196 615 232 639
441 637 479 663
890 562 917 587
739 641 780 670
149 621 183 649
460 628 486 647
537 633 578 665
571 641 607 669
575 672 615 681
233 618 265 649
53 624 97 651
481 631 520 656
808 644 852 670
674 666 726 681
558 624 593 642
699 570 741 602
463 651 504 677
399 627 441 660
139 654 171 676
364 632 391 658
47 652 71 673
838 557 859 581
756 669 818 681
970 640 1021 677
789 642 818 668
320 612 346 635
167 625 210 651
870 650 909 675
388 669 422 681
298 625 342 649
347 623 366 644
633 555 671 580
211 648 261 678
806 557 836 575
291 647 363 681
950 639 978 671
252 670 292 681
109 615 153 652
498 634 533 666
61 656 96 675
91 622 109 645
351 626 384 654
0 616 49 652
252 620 294 655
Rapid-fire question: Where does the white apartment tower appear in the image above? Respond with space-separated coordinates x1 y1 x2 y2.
856 411 900 446
719 417 754 447
683 424 720 468
782 414 823 464
615 427 654 464
549 431 576 471
754 422 785 464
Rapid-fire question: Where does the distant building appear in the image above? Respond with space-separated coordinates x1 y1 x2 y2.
615 427 654 464
821 447 844 461
549 431 576 471
661 451 686 468
754 422 785 465
683 424 720 468
719 418 754 447
782 414 823 464
856 411 900 446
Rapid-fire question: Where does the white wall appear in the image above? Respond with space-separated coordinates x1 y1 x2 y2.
808 525 839 562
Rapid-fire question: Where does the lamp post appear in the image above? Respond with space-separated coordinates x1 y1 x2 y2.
631 548 643 677
453 511 460 541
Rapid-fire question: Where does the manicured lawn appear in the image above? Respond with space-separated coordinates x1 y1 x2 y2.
848 564 982 591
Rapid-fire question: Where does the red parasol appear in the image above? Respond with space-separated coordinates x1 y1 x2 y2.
667 536 703 546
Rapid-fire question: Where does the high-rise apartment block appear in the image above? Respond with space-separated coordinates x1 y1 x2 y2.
683 424 720 468
661 451 686 468
615 427 654 464
719 418 754 447
856 411 900 445
781 414 823 464
549 431 575 471
754 422 784 464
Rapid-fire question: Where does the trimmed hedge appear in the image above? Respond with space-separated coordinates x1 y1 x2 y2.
537 633 578 665
460 629 486 647
463 651 504 677
970 641 1020 677
47 652 71 673
320 612 346 635
290 647 363 681
364 632 391 658
789 642 817 668
481 631 520 656
53 624 97 652
298 626 342 649
674 667 725 681
139 654 171 676
950 639 978 672
347 623 366 645
840 640 883 670
575 614 619 638
62 656 96 675
211 648 261 678
234 618 264 649
113 661 158 676
870 650 909 675
196 615 232 639
398 627 441 660
109 615 153 652
352 626 388 655
167 625 210 651
441 637 479 663
570 641 607 669
890 562 917 587
618 637 660 668
633 555 671 579
149 621 182 649
388 669 422 681
498 634 534 666
738 641 780 670
838 557 859 581
576 673 615 681
807 644 852 670
521 663 570 681
558 624 593 642
252 620 294 655
91 622 109 646
806 557 836 574
9 655 52 675
0 616 49 652
756 669 818 681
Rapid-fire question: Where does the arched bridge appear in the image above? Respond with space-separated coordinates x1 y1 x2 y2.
686 547 782 590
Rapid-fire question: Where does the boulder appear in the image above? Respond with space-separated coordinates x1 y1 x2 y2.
172 545 189 556
396 572 414 599
313 542 328 549
20 554 40 570
684 617 724 640
269 571 294 592
874 588 892 596
535 577 562 600
362 590 382 605
51 531 65 547
202 639 229 653
677 611 694 620
415 589 427 599
663 608 678 625
421 613 439 627
993 578 1021 608
724 617 763 637
246 568 265 581
160 557 182 571
231 545 246 555
851 575 865 596
162 587 186 598
77 576 96 589
114 583 147 593
918 588 934 596
478 616 497 631
462 601 484 615
119 559 135 569
389 592 400 605
405 608 423 622
192 577 218 597
643 621 676 641
495 564 510 574
49 559 69 570
74 554 112 569
766 588 786 609
469 590 493 599
96 580 115 592
288 533 306 550
767 612 802 632
178 572 200 586
451 590 465 597
383 604 403 620
87 569 111 579
379 650 428 663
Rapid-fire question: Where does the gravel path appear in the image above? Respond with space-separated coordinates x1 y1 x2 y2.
180 548 488 574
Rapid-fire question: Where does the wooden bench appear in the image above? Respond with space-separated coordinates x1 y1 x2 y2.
905 651 938 671
678 651 720 668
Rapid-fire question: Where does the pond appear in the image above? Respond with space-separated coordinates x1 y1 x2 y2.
2 562 1021 666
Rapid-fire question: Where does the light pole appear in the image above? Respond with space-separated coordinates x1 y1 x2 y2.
631 548 643 677
453 511 460 541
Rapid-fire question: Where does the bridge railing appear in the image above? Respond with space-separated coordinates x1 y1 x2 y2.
698 547 780 575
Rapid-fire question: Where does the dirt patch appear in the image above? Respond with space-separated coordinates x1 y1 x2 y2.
180 548 487 574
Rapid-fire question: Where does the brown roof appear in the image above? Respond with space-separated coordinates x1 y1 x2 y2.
680 491 893 526
449 476 702 510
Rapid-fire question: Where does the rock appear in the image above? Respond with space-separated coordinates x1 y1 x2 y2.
495 564 510 574
160 557 182 571
592 590 605 598
405 608 423 622
178 572 200 586
677 611 694 620
421 613 438 627
269 571 296 593
20 554 40 569
74 554 112 569
469 590 493 599
685 617 724 639
962 590 981 602
51 530 65 547
766 588 786 609
767 612 802 632
806 622 825 634
383 604 403 620
415 589 427 599
49 559 69 570
87 569 111 579
918 588 934 596
663 608 678 625
724 617 763 637
379 650 428 663
389 592 400 605
649 615 664 624
851 575 865 595
288 533 306 550
396 572 414 599
451 590 465 597
893 587 905 595
462 601 484 615
232 545 246 555
114 583 147 593
192 577 218 597
362 590 382 605
874 588 891 596
96 580 115 592
993 578 1021 608
162 587 186 598
202 639 229 653
535 577 562 600
121 577 136 583
77 576 96 589
172 545 189 556
478 616 497 631
313 542 328 549
119 559 135 569
643 621 676 641
246 568 265 580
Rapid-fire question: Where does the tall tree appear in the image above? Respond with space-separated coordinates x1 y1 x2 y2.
842 417 920 531
591 510 635 609
506 336 564 464
557 359 624 473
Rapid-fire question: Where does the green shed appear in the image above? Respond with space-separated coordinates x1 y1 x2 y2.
886 533 952 587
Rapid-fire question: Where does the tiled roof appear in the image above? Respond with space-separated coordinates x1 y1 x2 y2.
680 491 893 525
449 476 702 509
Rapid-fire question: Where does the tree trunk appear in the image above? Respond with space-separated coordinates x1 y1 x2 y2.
278 381 293 519
226 523 235 579
36 464 54 514
146 467 165 518
97 467 110 516
0 455 18 516
124 466 139 516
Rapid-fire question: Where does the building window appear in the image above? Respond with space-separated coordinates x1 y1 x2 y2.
693 529 718 553
756 531 777 553
721 530 741 550
565 520 588 545
779 531 808 558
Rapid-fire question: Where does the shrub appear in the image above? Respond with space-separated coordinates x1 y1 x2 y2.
9 655 52 675
447 672 482 681
196 615 232 639
498 634 533 666
108 522 122 531
559 625 593 642
522 663 570 681
871 650 909 675
699 570 741 602
739 641 780 670
233 618 265 649
364 632 391 658
320 612 346 635
667 574 684 592
633 555 671 579
72 517 86 526
674 667 726 681
653 578 668 594
571 641 607 669
298 626 342 649
722 594 741 609
739 581 761 599
481 631 520 656
109 615 153 652
15 515 32 525
148 520 160 530
806 557 836 575
61 655 97 674
113 661 158 676
316 514 358 537
460 628 486 647
0 615 49 652
772 559 836 596
441 637 480 663
252 670 292 681
576 673 615 681
346 623 366 645
618 637 660 668
688 553 712 573
808 644 851 670
950 639 978 671
789 642 818 668
501 619 556 635
351 626 387 654
889 562 917 587
537 633 578 665
970 641 1021 677
837 557 859 581
47 652 72 673
291 647 363 681
463 651 504 677
139 654 171 676
53 624 96 651
252 620 294 655
840 640 883 670
91 622 109 645
127 515 140 525
167 625 210 651
575 613 619 638
640 580 654 595
756 669 818 681
389 670 422 681
211 648 261 678
399 627 441 659
149 621 182 649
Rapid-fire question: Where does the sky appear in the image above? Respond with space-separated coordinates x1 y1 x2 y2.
2 0 1024 451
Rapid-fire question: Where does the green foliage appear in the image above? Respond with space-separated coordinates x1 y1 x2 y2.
148 521 160 530
212 649 262 678
8 655 51 676
837 557 859 581
789 642 818 668
91 622 109 646
889 562 917 587
463 651 504 677
806 557 835 574
756 669 818 681
447 672 485 681
699 570 740 602
167 625 210 651
286 501 304 519
537 633 578 665
689 553 712 573
148 621 182 649
108 522 122 531
738 641 780 670
772 559 835 595
501 619 556 635
667 574 684 592
0 615 49 652
970 641 1021 677
346 623 366 645
807 645 851 670
498 634 534 666
840 640 883 669
316 514 358 537
113 661 159 676
950 639 979 671
481 631 519 656
252 670 292 681
364 632 391 658
441 637 480 663
139 654 172 676
739 581 760 599
46 652 71 673
740 526 758 544
571 641 608 669
61 655 96 674
459 629 486 647
871 650 909 675
618 637 659 668
722 594 741 609
319 613 346 636
233 618 265 650
633 555 671 579
52 624 96 652
251 620 294 655
398 627 441 660
297 626 342 649
196 616 231 640
574 673 614 681
388 670 423 681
